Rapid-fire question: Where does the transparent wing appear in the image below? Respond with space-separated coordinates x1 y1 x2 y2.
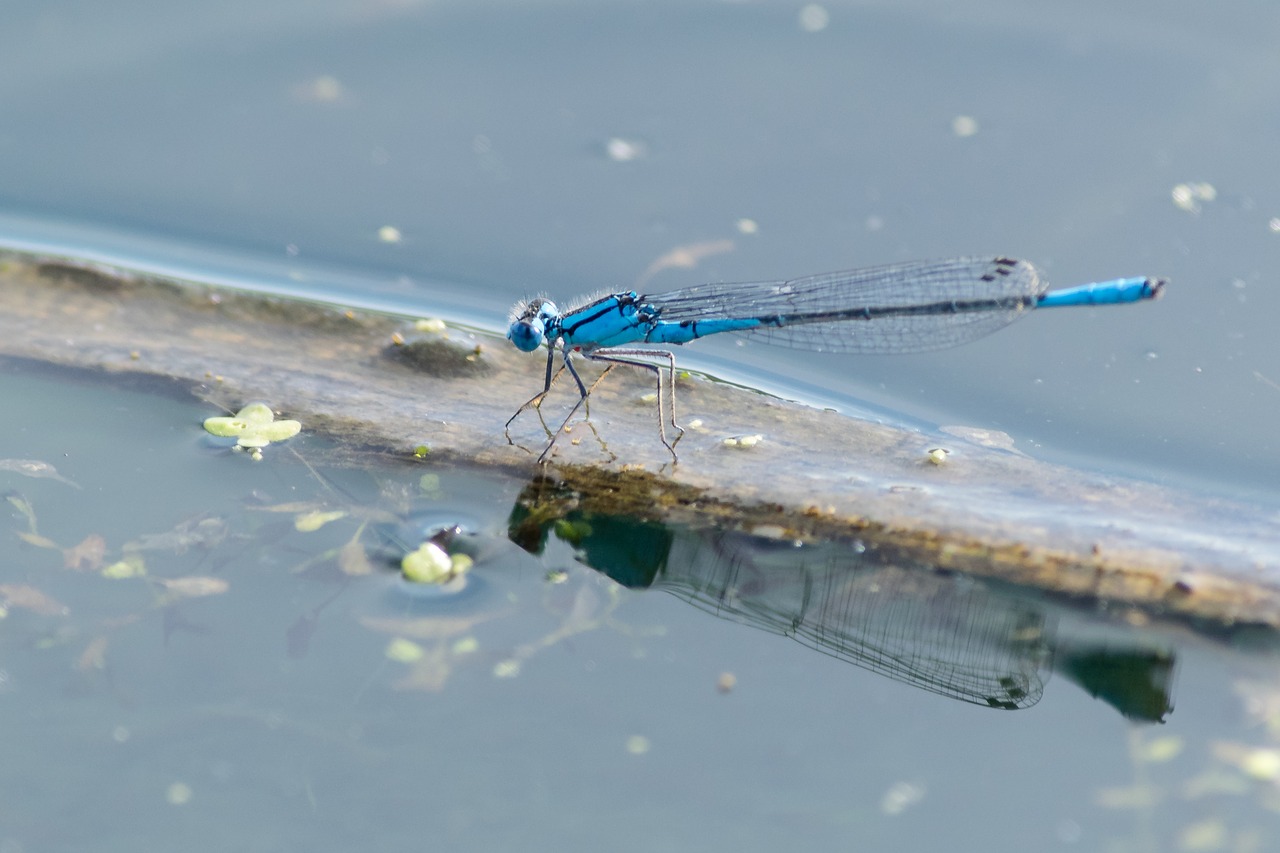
644 256 1048 353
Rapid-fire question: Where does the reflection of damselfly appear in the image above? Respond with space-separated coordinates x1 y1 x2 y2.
660 532 1053 710
507 482 1176 719
505 256 1166 460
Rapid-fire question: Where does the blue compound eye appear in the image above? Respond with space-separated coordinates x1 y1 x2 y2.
507 317 545 352
507 298 558 352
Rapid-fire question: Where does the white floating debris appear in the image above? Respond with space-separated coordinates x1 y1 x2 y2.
294 75 344 103
605 137 647 162
166 782 193 806
1171 182 1216 214
798 4 829 32
625 735 651 755
951 115 979 137
880 781 925 815
415 317 447 333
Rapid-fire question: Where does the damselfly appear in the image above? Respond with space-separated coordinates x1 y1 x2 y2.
505 256 1166 461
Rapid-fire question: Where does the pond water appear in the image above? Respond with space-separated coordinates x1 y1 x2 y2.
1 361 1278 852
1 1 1279 849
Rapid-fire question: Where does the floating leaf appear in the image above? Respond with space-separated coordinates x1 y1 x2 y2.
153 576 229 599
203 419 248 438
0 459 80 488
0 584 69 616
16 531 60 550
207 402 274 431
102 554 147 578
252 421 302 442
385 637 425 663
6 492 38 527
294 510 347 532
401 542 457 584
203 403 301 449
64 534 107 571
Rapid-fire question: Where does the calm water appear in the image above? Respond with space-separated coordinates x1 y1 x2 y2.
0 361 1278 852
1 0 1277 502
1 2 1279 849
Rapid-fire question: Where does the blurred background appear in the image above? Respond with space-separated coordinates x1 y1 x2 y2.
1 0 1277 502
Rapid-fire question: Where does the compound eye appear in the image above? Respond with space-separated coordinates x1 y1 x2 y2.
534 299 559 322
507 317 545 352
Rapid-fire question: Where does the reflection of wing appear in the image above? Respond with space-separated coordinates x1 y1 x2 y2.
659 532 1052 710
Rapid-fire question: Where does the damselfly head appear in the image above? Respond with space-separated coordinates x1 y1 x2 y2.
506 297 558 352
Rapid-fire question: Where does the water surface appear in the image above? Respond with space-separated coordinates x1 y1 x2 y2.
0 362 1277 851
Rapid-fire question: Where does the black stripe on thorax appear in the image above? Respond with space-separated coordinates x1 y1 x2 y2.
561 294 639 337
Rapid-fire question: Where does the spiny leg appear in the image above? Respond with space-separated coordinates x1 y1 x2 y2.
537 363 615 444
660 352 682 445
506 346 560 440
593 347 684 440
536 348 593 463
585 363 617 399
585 348 684 461
528 365 581 438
